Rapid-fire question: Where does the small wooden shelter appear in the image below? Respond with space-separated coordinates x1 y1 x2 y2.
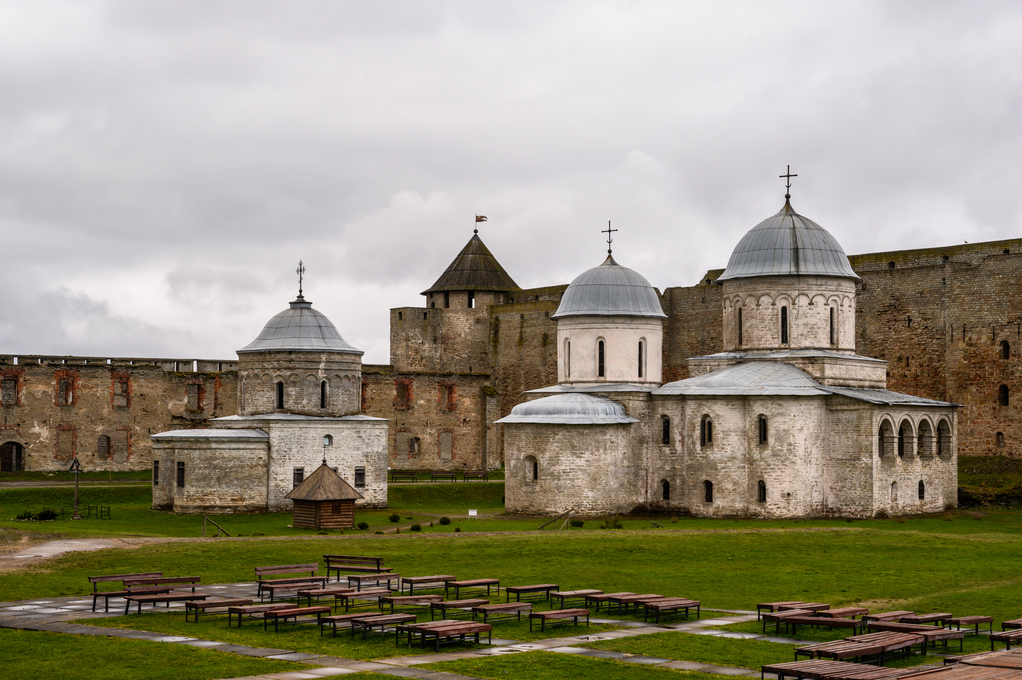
285 462 363 529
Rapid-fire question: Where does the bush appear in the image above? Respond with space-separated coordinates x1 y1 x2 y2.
317 531 329 535
599 515 624 530
388 513 400 523
439 516 451 525
569 519 584 528
357 522 369 530
16 510 33 520
36 509 58 521
454 527 461 532
410 524 422 532
375 530 384 534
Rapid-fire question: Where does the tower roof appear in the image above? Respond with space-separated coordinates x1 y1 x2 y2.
717 200 859 282
495 392 639 424
421 233 519 295
552 255 666 319
237 296 363 355
284 462 364 501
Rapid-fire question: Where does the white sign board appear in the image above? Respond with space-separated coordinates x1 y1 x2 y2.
468 509 477 518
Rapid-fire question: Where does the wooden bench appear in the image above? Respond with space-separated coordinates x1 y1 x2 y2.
900 612 953 626
389 470 420 483
95 584 174 613
124 576 201 592
124 592 208 614
642 598 701 624
505 583 559 602
462 470 490 482
262 605 331 631
338 588 393 611
763 609 816 633
585 592 635 613
255 563 323 597
1001 618 1022 631
261 578 328 602
430 471 458 482
783 615 863 636
227 603 293 627
862 611 915 624
344 572 401 592
88 572 162 612
400 575 457 595
991 628 1022 651
606 593 662 614
472 602 532 623
551 589 602 609
319 612 383 637
297 585 354 609
762 659 919 680
446 578 500 598
529 608 590 632
397 619 493 652
817 607 869 619
184 598 253 622
866 622 964 653
783 602 831 613
758 601 812 619
350 613 417 639
430 598 490 620
380 594 443 613
798 632 925 665
323 555 390 581
947 615 994 635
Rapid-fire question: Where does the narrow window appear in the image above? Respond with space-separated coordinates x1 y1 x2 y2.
439 431 453 460
598 340 605 378
398 311 403 320
758 415 767 444
153 460 159 486
661 416 670 446
323 434 333 447
565 339 571 378
275 381 284 409
757 480 767 503
524 455 538 482
638 340 644 379
293 467 304 487
186 383 201 411
394 380 413 410
1 378 16 405
320 380 327 409
1002 340 1010 360
1000 384 1010 406
704 480 713 503
354 467 366 488
57 377 72 406
444 291 450 308
737 307 743 346
97 435 111 457
409 437 420 455
891 481 898 503
532 458 538 481
467 291 475 309
918 480 925 500
829 307 836 346
878 424 887 457
700 416 713 446
661 480 670 501
780 306 789 345
176 461 185 488
997 431 1005 449
898 423 907 457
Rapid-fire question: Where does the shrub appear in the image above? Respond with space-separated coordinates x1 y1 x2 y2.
251 532 265 536
357 522 369 530
16 510 33 520
439 516 451 525
37 509 58 521
429 521 434 527
569 519 584 528
388 513 400 523
599 515 624 530
454 527 461 532
874 510 889 520
318 531 329 535
410 524 422 532
375 530 384 534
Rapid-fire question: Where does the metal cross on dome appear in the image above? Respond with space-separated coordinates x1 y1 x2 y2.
602 221 618 255
780 165 798 200
296 260 305 297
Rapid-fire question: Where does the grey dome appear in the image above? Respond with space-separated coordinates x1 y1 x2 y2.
655 362 828 396
238 296 363 355
717 201 859 282
495 393 639 424
552 255 666 319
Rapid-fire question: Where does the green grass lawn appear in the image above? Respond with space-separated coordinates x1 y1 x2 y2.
423 650 728 680
583 632 795 669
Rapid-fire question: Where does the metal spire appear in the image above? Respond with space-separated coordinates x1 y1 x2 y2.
780 165 798 201
602 221 618 255
296 260 305 298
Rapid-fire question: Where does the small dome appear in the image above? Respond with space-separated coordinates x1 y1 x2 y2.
495 393 639 424
238 296 363 354
552 255 666 319
717 201 859 282
655 362 827 396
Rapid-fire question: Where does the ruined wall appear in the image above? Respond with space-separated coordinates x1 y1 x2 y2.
390 306 492 374
0 355 237 473
490 291 563 417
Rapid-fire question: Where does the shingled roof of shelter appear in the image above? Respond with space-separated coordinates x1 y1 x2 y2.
284 462 363 501
421 232 520 295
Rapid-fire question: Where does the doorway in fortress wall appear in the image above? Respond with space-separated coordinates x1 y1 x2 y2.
0 441 23 472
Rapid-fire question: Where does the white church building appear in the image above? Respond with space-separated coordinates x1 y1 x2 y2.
499 194 958 518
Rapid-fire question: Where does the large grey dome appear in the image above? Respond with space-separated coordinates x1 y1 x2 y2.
552 255 666 319
717 201 859 282
238 296 363 354
495 393 639 424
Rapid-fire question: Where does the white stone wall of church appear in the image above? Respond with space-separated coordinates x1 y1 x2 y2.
556 316 664 384
238 351 362 417
150 439 270 513
872 408 958 515
722 276 856 352
504 423 646 515
819 401 879 516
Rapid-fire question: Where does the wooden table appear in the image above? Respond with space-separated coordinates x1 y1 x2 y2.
505 583 559 602
430 598 489 620
762 659 919 680
262 605 331 632
551 590 602 609
900 612 953 626
227 603 293 627
400 575 456 595
350 613 417 640
338 588 392 611
585 592 636 613
297 585 354 609
529 608 590 632
445 578 500 598
379 594 443 613
471 602 532 623
606 594 663 614
397 620 493 652
184 598 252 622
991 629 1022 651
948 616 994 635
345 573 401 592
866 622 964 653
124 593 208 615
642 598 700 624
758 601 812 619
862 611 915 624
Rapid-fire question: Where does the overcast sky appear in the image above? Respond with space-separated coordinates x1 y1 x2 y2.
1 1 1020 365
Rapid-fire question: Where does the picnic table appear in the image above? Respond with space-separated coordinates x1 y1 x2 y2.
505 584 559 602
379 594 443 614
430 598 489 620
345 572 401 592
761 659 918 680
471 602 532 623
227 603 293 627
529 608 590 632
642 598 700 624
124 592 208 614
396 619 493 652
350 613 417 640
262 605 331 632
184 598 252 622
551 589 602 609
400 575 457 595
866 622 964 652
947 616 994 635
88 572 163 612
445 578 500 598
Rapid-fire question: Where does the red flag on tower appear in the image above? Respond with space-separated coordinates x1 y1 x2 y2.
475 215 487 222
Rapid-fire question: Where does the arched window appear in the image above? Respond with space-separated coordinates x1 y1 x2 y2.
323 434 333 447
661 416 670 446
737 307 743 346
829 307 836 346
891 481 899 503
917 420 934 456
898 422 909 457
937 419 951 457
780 306 789 345
320 380 328 409
1002 340 1010 360
97 435 111 457
757 415 767 444
444 291 450 308
661 479 670 501
524 455 538 482
757 480 766 503
918 480 925 500
637 340 644 379
704 480 713 503
275 381 284 410
1000 384 1009 406
597 340 605 378
997 431 1005 449
564 339 571 379
878 420 895 458
700 416 713 447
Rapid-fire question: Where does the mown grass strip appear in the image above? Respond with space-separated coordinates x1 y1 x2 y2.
422 649 727 679
581 631 795 669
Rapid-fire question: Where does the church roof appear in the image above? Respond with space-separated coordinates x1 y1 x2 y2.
495 392 639 425
237 296 363 355
717 200 860 282
552 255 667 319
655 362 829 396
150 428 268 440
284 462 364 501
421 232 519 295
